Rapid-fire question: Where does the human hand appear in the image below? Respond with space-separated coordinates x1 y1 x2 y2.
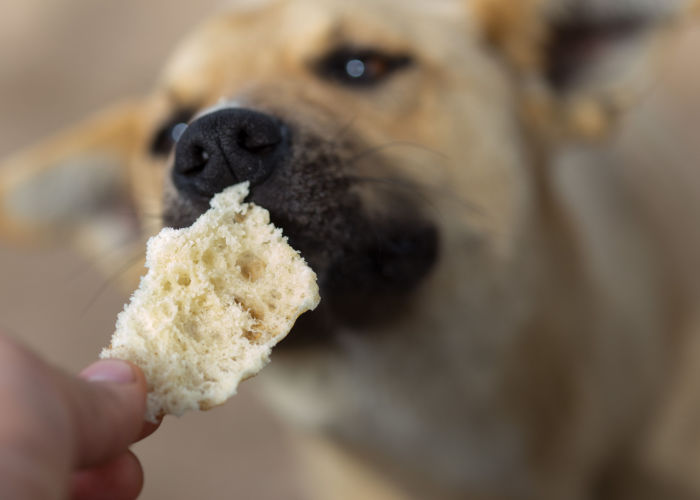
0 334 157 500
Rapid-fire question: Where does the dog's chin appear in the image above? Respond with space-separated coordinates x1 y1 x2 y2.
162 192 439 348
279 218 439 349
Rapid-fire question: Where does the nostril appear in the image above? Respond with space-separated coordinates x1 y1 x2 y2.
196 146 210 163
172 108 290 199
236 124 283 155
179 144 210 176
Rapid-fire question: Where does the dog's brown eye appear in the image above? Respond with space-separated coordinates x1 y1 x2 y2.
150 109 195 157
314 48 413 88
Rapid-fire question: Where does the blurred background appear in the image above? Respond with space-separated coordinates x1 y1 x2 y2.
1 1 700 499
0 1 305 498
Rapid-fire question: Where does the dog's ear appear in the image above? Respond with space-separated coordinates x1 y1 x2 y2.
471 0 698 139
470 0 547 71
0 100 156 279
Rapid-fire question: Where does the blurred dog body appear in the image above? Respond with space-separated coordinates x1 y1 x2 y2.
1 1 700 499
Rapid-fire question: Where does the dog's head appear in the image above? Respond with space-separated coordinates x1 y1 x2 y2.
157 0 539 342
1 0 693 496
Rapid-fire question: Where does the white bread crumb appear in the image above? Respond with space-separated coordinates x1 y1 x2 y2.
100 182 320 422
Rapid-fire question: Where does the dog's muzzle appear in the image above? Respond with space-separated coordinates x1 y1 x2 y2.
172 108 290 199
164 105 439 346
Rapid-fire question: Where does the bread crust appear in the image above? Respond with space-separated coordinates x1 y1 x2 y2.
101 182 320 422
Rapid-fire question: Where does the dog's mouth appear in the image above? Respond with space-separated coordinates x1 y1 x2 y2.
252 185 439 348
162 108 439 347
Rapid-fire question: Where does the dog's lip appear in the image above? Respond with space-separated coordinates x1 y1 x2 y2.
295 221 439 332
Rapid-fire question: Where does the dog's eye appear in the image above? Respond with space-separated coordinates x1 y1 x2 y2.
314 48 413 87
150 109 195 156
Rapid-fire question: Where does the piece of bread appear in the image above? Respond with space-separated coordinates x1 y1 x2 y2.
100 182 320 422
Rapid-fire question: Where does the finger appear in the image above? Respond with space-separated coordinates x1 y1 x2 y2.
0 336 152 499
0 336 75 498
137 420 161 442
0 336 154 498
57 359 149 467
71 450 144 500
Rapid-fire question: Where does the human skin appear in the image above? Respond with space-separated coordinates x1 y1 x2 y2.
0 334 158 500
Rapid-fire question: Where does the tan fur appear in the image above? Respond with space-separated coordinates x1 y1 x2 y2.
471 0 548 70
1 1 700 498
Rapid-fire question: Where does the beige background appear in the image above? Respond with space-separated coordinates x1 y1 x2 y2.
0 1 304 498
2 2 700 500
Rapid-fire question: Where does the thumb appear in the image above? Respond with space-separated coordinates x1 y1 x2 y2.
59 359 149 468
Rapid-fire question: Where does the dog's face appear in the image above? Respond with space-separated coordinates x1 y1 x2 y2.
2 0 694 497
0 2 537 493
153 3 535 491
156 0 532 337
148 6 538 491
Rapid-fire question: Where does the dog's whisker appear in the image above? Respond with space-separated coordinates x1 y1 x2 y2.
139 212 165 221
66 208 164 282
348 174 442 215
66 235 149 284
327 114 359 144
348 174 484 217
345 141 449 165
79 251 146 317
342 139 489 220
101 209 164 219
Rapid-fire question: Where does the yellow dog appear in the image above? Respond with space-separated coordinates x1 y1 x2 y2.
1 1 700 498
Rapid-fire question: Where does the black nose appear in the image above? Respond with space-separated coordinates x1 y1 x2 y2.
172 108 289 199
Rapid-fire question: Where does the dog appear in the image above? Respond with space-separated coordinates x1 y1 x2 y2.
1 0 700 498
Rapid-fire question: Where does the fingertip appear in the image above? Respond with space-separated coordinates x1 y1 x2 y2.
68 360 150 467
